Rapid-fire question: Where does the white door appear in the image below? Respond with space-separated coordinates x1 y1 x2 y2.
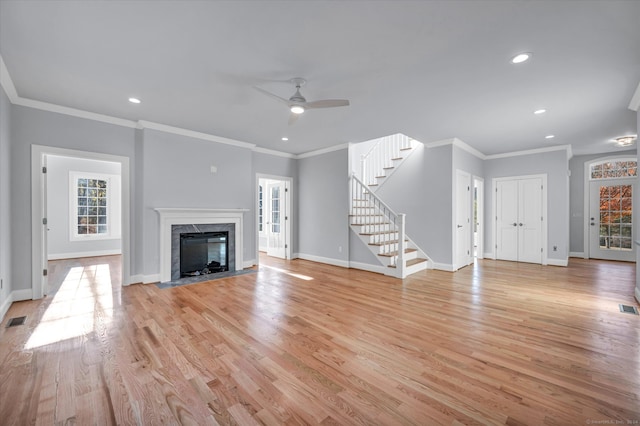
266 181 286 259
518 178 543 264
496 178 542 263
455 170 471 269
589 178 635 262
496 180 519 261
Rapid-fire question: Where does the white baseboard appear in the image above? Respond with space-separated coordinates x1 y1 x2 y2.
569 252 585 258
432 263 455 272
635 286 640 305
546 258 569 267
483 252 495 260
348 261 386 275
48 249 122 260
0 288 33 322
243 259 256 269
128 274 160 285
296 253 350 268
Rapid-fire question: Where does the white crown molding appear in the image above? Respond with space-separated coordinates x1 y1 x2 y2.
629 81 640 111
16 97 138 128
425 137 457 149
296 143 349 159
485 144 572 160
0 55 18 103
452 138 487 159
253 146 296 158
138 120 256 149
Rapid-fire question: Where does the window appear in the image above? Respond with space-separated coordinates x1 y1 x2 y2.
76 177 108 236
590 160 637 180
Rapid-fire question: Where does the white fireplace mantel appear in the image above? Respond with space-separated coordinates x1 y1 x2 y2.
155 208 248 282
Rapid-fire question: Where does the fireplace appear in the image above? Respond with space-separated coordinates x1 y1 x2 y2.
179 231 229 277
155 208 247 283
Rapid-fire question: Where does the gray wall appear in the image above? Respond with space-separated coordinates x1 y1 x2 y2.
298 149 349 263
140 129 254 276
10 106 136 291
569 149 636 254
46 155 122 259
484 149 570 262
0 86 11 308
375 144 454 266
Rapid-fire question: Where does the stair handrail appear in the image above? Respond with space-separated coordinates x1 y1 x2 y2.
350 173 407 274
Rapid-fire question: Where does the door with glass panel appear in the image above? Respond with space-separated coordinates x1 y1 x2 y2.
589 179 635 261
266 181 286 259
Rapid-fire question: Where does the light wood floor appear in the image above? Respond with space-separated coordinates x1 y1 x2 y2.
1 255 638 425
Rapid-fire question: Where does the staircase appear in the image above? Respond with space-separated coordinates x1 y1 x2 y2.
350 174 431 279
360 133 417 190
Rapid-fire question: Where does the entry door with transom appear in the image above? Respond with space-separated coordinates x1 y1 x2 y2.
496 177 543 264
589 177 635 262
266 181 286 259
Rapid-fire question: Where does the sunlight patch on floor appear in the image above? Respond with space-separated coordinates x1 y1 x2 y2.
260 264 314 281
25 264 114 349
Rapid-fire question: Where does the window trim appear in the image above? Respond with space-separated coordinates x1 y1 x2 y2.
69 171 117 241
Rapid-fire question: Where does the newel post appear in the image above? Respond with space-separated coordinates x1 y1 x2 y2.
398 213 406 279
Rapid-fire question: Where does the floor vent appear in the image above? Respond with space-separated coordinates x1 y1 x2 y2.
619 304 639 315
6 316 27 327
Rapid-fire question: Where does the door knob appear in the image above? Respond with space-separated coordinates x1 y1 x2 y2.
590 222 595 226
519 223 523 226
457 225 463 228
512 223 517 226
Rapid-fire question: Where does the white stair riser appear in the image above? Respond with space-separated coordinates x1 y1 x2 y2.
355 224 394 233
367 233 399 244
351 207 377 215
351 216 387 225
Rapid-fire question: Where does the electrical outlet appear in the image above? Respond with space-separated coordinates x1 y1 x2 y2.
553 245 558 251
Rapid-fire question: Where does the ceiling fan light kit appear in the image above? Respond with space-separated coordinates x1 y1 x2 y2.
255 77 350 121
614 135 637 147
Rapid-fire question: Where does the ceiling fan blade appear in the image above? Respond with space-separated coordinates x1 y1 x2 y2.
305 99 350 109
288 113 300 126
253 86 290 105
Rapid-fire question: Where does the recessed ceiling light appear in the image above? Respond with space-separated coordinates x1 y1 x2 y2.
281 137 289 141
128 97 141 104
614 135 637 147
534 109 546 115
511 53 531 64
545 135 555 139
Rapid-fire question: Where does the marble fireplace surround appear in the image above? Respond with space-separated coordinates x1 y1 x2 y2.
155 208 247 283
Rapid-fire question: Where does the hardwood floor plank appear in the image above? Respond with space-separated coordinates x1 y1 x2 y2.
1 255 639 424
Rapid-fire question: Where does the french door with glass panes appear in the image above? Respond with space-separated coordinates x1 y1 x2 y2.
266 181 286 259
589 178 636 261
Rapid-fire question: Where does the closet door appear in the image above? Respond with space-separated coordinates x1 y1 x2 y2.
496 180 519 261
518 178 543 263
496 178 543 263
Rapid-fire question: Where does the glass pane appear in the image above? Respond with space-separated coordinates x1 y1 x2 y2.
98 216 107 225
98 207 107 216
78 226 87 234
98 225 108 234
598 184 633 251
621 239 632 249
591 160 638 179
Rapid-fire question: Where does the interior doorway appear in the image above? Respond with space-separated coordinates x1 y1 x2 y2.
257 175 292 262
32 145 130 298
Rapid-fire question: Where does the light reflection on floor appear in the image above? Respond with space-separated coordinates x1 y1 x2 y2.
25 264 114 349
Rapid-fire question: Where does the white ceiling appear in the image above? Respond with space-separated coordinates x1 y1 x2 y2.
1 0 639 156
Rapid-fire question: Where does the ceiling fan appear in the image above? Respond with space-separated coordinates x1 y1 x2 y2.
255 78 350 124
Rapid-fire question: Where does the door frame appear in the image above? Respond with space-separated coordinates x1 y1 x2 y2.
31 145 130 299
255 173 293 263
492 174 548 265
583 155 637 259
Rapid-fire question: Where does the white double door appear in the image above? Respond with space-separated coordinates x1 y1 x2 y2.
496 177 543 263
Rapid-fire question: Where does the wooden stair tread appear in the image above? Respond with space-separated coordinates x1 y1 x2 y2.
388 258 428 268
349 214 383 217
352 222 390 226
400 147 413 151
359 231 397 236
383 166 394 170
368 239 408 246
391 157 403 161
378 248 417 257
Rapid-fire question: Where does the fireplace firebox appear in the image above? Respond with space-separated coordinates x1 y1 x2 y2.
179 231 229 277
